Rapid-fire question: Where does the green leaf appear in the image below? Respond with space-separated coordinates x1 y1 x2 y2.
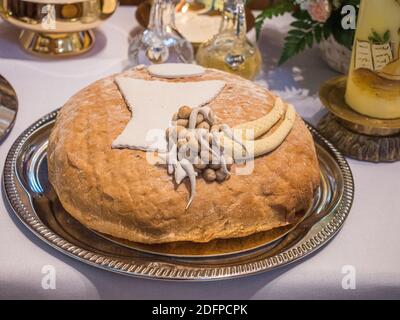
314 25 322 43
368 29 391 44
255 0 294 39
305 32 314 48
279 33 308 65
290 20 312 29
288 29 306 37
292 9 313 21
372 30 383 43
323 24 331 40
383 30 391 43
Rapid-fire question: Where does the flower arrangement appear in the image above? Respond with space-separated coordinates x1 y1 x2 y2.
255 0 360 64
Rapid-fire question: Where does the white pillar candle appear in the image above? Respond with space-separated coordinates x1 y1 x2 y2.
345 0 400 119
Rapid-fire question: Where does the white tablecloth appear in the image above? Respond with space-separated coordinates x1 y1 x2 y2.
1 7 400 300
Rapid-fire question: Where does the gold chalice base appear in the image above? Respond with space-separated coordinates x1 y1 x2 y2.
19 30 94 57
0 0 118 57
318 76 400 162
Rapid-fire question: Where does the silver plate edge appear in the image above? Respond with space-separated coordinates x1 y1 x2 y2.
3 109 355 281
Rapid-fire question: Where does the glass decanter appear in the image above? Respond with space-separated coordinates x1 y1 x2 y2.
128 0 194 66
195 0 262 80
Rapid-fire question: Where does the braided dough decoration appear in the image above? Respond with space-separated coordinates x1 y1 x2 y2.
221 101 296 159
234 97 286 139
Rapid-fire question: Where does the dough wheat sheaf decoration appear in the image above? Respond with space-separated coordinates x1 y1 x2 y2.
160 97 295 208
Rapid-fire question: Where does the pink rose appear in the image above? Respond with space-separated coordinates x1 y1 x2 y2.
307 0 332 23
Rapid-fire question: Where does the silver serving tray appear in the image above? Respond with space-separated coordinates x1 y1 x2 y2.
3 109 354 280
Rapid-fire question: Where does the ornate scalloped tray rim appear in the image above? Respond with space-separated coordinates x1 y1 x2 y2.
3 109 354 281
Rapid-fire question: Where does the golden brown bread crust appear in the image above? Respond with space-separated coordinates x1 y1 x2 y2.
47 67 320 244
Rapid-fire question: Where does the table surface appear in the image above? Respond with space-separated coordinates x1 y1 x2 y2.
1 7 400 300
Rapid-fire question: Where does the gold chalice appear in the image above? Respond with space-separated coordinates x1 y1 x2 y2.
0 0 119 57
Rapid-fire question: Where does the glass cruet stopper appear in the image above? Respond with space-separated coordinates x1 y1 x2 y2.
128 0 194 66
195 0 262 80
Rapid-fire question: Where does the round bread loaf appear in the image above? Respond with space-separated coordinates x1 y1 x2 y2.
48 67 320 244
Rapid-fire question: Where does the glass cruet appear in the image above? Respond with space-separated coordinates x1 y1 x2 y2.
195 0 262 80
128 0 194 66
